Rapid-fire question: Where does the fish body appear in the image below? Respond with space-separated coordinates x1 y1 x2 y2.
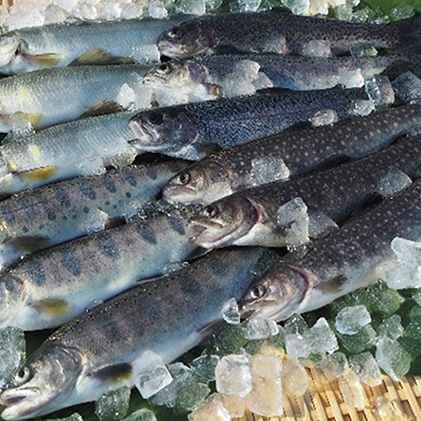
129 87 371 160
0 111 140 195
144 53 399 99
189 135 421 248
0 205 204 331
0 64 148 132
239 179 421 322
158 10 421 59
0 16 189 74
0 246 274 420
0 160 187 268
163 103 421 205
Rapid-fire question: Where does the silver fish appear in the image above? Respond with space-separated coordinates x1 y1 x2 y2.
0 247 274 420
0 16 189 74
0 160 187 268
163 102 421 205
0 204 205 331
189 135 421 248
0 64 148 132
239 178 421 322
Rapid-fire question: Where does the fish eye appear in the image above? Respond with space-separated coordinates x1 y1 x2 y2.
14 365 34 385
146 112 163 126
203 204 218 218
176 171 191 185
168 27 184 40
157 63 172 75
249 284 266 299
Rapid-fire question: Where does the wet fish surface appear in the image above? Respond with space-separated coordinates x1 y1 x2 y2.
0 64 149 132
239 178 421 322
0 160 187 268
129 87 372 160
189 135 421 249
0 16 189 74
0 204 205 331
0 246 276 420
0 111 140 195
158 9 421 59
163 102 421 205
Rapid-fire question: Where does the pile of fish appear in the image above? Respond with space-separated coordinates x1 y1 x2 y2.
0 5 421 421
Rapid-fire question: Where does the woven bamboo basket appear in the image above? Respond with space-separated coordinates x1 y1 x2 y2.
0 1 421 420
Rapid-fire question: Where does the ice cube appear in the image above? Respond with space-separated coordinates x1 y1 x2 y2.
391 237 421 271
120 3 144 19
133 351 173 399
222 298 240 325
55 0 78 12
215 354 252 397
176 0 206 14
251 156 290 187
206 323 248 357
337 324 377 354
230 0 261 12
316 352 349 383
377 315 403 340
4 7 45 29
282 357 309 396
283 0 310 15
174 378 211 413
72 3 98 20
205 0 223 11
190 354 220 382
187 394 231 421
338 370 365 409
365 75 394 107
390 4 414 20
0 327 25 388
392 72 421 103
148 0 167 18
44 4 69 24
276 197 309 246
302 40 331 57
351 99 375 117
375 337 411 381
284 314 308 334
308 210 338 238
95 387 131 421
96 0 122 20
47 414 84 421
349 352 382 386
373 396 410 420
248 354 283 417
245 318 279 340
335 305 371 335
378 169 412 197
120 408 157 421
309 109 339 126
284 332 312 359
217 393 246 417
414 289 421 307
148 363 193 408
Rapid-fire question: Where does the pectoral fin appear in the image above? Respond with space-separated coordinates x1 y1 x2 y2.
31 299 71 317
22 53 62 67
70 49 134 66
81 100 125 118
90 363 133 385
16 166 57 182
314 274 348 294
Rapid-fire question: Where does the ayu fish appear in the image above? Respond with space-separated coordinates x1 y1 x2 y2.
0 16 189 74
0 247 275 420
0 160 187 268
0 64 149 132
129 86 375 160
189 135 421 249
239 178 421 322
158 9 421 59
144 53 400 100
0 204 205 331
163 102 421 205
0 111 141 195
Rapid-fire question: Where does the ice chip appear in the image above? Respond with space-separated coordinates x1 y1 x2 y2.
284 314 308 335
351 99 375 117
190 354 220 382
95 386 131 421
251 156 290 187
96 0 122 20
55 0 78 12
377 315 403 340
120 3 144 19
44 4 69 24
282 357 309 396
4 8 45 30
230 0 261 12
120 408 157 421
177 0 206 14
222 298 240 325
245 318 279 340
335 305 371 335
134 351 173 399
349 352 382 386
187 394 230 421
391 237 421 271
392 72 421 103
205 0 223 11
309 109 339 127
284 332 312 359
0 327 26 388
373 396 410 420
413 289 421 307
378 169 412 197
316 352 349 383
283 0 310 15
174 379 211 413
276 197 309 246
215 354 252 397
47 414 84 421
375 337 411 381
365 75 394 107
338 370 365 409
302 40 331 57
116 84 137 110
390 4 414 20
148 0 168 18
308 210 338 238
218 393 246 417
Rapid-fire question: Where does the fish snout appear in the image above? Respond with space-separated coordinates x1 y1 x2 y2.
162 185 198 205
0 388 40 420
0 275 27 329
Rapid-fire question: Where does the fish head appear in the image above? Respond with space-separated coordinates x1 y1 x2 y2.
0 275 28 329
0 33 21 68
0 343 83 420
239 264 312 322
157 20 215 59
163 158 233 205
129 108 198 153
189 195 260 248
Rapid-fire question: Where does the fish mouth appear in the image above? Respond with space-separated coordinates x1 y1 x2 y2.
128 120 155 146
142 74 166 86
0 387 49 420
157 39 189 59
163 185 198 204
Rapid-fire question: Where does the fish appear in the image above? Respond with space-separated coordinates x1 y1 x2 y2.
0 64 149 132
163 102 421 205
0 246 276 420
143 53 401 100
0 16 189 74
157 9 421 59
0 160 188 268
239 178 421 322
189 135 421 249
129 86 374 160
0 203 206 331
0 111 140 195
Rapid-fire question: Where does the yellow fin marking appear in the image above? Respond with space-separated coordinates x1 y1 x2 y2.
32 299 71 317
25 113 42 128
18 166 57 182
27 144 42 163
70 49 134 66
26 53 63 67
